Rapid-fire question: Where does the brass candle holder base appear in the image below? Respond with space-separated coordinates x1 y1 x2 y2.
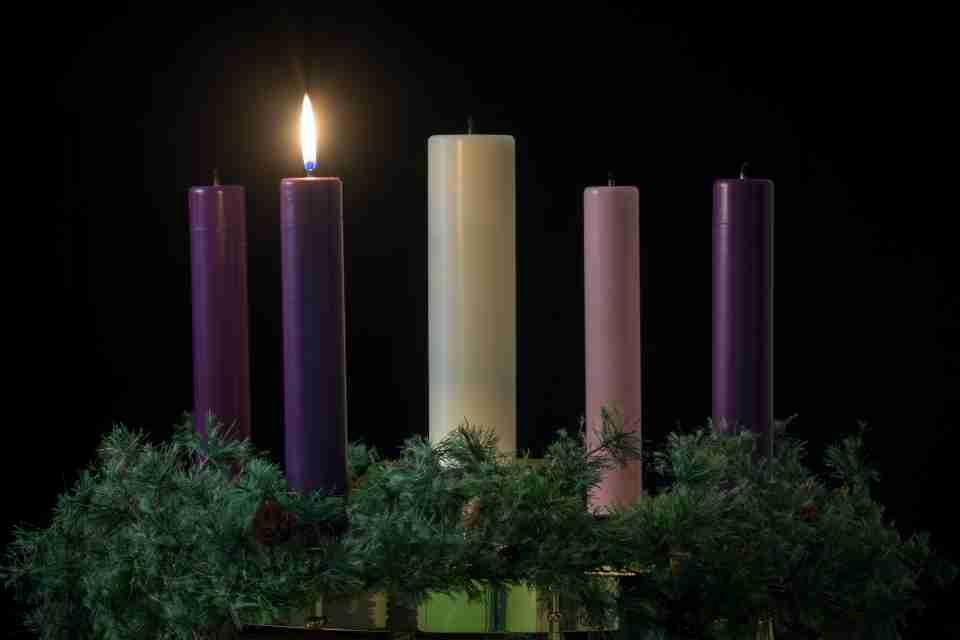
243 570 776 640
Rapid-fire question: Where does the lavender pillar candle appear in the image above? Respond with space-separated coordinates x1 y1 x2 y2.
189 178 251 444
584 178 642 511
281 175 347 495
712 165 774 457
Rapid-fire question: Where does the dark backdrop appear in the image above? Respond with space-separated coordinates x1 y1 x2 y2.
7 5 957 636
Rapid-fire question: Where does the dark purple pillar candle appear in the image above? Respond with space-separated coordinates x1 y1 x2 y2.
281 177 347 495
712 172 774 457
189 183 251 443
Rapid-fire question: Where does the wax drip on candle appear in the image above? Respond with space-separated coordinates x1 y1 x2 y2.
467 116 474 134
740 162 750 179
608 172 615 187
213 168 220 186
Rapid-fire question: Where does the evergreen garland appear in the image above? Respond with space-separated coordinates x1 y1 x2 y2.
2 412 955 639
2 420 357 639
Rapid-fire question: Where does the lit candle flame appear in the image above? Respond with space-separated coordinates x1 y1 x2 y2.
300 94 317 174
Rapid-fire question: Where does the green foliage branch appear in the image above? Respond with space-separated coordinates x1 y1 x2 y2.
3 411 955 639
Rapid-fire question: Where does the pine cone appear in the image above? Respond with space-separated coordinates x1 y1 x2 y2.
349 472 364 492
462 497 482 529
253 498 297 545
670 550 691 577
496 543 516 562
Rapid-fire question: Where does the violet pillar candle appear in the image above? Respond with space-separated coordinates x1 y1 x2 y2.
712 164 774 457
584 177 642 511
188 175 251 444
281 95 347 495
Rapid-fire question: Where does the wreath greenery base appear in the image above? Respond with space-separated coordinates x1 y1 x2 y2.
2 412 955 640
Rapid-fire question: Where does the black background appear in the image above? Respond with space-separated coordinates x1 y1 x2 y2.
6 5 957 636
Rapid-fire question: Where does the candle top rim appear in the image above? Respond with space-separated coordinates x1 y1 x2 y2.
281 176 342 183
714 177 774 185
585 185 638 193
189 185 244 193
428 134 515 142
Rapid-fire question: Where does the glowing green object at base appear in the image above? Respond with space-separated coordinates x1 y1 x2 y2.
417 583 614 633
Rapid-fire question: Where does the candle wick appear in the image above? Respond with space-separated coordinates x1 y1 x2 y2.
467 116 474 135
740 161 750 180
608 171 615 187
213 168 220 186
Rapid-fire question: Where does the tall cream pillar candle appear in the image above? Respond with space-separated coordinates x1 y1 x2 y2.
428 133 516 453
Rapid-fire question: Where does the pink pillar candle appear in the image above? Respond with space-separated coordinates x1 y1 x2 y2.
584 182 642 511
